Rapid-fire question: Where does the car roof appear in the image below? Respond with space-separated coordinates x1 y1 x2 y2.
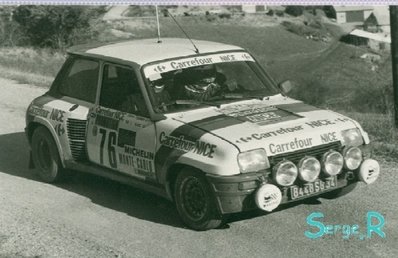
68 38 244 66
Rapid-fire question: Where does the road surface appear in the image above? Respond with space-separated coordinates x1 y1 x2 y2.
0 77 397 257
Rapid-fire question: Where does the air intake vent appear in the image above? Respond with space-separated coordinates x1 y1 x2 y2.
270 142 342 165
67 118 87 161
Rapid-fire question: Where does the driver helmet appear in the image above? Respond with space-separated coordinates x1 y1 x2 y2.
152 79 165 94
184 65 220 101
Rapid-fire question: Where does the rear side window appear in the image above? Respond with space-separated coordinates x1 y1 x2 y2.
58 58 99 103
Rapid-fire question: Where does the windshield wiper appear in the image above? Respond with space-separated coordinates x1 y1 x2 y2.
175 99 221 108
211 93 265 101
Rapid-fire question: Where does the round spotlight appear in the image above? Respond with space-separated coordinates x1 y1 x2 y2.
298 156 321 182
273 160 298 186
322 150 344 176
344 147 363 170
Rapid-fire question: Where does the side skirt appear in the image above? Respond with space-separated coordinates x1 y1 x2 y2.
65 160 172 201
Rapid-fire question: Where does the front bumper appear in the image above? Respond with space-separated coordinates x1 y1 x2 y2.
206 169 357 214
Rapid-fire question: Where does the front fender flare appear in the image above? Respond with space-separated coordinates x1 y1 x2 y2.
29 117 66 168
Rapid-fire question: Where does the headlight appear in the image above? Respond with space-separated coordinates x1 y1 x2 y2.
273 160 298 186
238 149 270 173
322 150 344 176
298 156 321 182
344 147 363 170
341 128 364 147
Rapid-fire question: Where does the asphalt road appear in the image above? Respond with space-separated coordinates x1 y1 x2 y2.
0 77 397 257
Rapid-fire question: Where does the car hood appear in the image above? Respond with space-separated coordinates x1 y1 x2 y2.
168 95 366 156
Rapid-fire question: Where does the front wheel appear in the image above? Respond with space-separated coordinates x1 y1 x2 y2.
31 126 66 183
174 168 222 230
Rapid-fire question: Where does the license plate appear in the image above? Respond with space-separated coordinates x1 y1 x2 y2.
290 177 338 200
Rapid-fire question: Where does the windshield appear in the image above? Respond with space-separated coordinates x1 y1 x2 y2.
142 51 279 113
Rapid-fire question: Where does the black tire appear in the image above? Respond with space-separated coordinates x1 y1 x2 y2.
174 168 222 231
321 182 358 199
31 126 66 183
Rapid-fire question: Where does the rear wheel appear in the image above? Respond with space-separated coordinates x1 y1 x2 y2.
31 127 66 183
174 168 222 230
321 182 358 199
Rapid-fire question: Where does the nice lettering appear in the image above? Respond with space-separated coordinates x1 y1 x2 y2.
320 132 338 143
50 109 65 123
192 141 216 158
159 132 216 158
219 54 236 62
306 119 335 128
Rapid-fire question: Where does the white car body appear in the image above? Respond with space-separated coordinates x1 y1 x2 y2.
25 38 380 230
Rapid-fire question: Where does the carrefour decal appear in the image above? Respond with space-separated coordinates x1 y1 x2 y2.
54 124 65 136
96 108 125 121
49 108 65 123
144 52 254 77
268 137 313 155
28 106 50 118
236 125 304 143
159 132 216 158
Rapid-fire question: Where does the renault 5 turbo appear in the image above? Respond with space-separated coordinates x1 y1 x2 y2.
25 38 380 230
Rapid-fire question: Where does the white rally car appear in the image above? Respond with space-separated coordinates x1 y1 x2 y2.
25 38 380 230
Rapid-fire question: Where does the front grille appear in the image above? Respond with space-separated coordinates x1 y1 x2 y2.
270 141 342 165
67 118 87 161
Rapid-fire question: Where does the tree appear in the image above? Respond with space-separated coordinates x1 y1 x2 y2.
0 6 27 46
13 6 103 49
285 6 304 17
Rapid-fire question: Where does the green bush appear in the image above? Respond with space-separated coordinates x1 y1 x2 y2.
12 6 105 49
285 6 304 17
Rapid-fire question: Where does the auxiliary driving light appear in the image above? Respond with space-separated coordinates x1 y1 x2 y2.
359 159 380 184
322 150 344 176
255 184 282 212
298 156 321 182
344 147 363 170
273 160 298 186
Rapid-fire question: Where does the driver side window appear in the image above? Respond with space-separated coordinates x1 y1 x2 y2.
99 64 148 116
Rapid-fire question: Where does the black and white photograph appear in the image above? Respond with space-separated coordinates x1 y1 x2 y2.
0 1 396 257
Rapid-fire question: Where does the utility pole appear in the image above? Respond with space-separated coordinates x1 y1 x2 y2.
390 6 398 127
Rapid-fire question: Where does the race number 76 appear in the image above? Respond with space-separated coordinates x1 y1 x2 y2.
99 128 117 168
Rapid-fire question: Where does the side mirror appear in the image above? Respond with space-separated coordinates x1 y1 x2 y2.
151 113 167 122
279 80 293 95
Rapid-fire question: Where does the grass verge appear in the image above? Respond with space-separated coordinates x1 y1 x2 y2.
0 47 64 87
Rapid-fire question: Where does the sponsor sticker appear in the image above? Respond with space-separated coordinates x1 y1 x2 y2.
49 108 65 123
237 125 304 143
305 117 351 128
320 131 338 144
268 137 313 155
144 52 254 77
29 106 50 118
359 159 380 184
255 184 282 212
219 103 300 126
159 132 216 158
